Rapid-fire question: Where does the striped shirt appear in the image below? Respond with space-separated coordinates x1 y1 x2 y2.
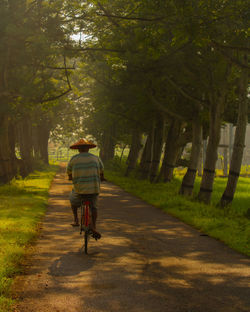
66 152 104 194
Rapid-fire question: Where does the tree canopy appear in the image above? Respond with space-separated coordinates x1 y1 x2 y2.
0 0 249 205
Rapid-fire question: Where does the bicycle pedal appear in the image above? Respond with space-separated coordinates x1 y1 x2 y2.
92 232 101 240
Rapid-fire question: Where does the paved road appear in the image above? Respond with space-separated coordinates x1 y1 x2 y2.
14 169 250 312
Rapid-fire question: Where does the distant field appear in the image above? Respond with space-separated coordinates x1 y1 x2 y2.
49 147 100 162
48 147 130 162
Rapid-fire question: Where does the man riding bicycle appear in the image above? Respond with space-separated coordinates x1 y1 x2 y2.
67 138 105 239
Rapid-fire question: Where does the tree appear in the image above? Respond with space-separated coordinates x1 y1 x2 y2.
0 0 76 181
220 55 249 207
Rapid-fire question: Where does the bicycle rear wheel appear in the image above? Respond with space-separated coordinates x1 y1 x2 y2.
84 201 91 254
80 202 84 234
84 231 89 254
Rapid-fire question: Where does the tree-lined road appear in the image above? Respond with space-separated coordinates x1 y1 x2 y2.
13 169 250 312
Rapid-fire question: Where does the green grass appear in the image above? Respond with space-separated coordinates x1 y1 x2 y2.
105 167 250 257
0 165 58 312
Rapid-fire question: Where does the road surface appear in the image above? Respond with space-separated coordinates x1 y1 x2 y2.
14 169 250 312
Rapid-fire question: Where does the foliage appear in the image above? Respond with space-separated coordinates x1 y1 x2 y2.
69 0 249 149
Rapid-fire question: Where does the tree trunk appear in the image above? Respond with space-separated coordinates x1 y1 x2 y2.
157 119 185 182
37 121 50 165
30 113 52 165
0 114 17 183
119 144 127 162
8 118 19 177
179 115 202 195
99 126 116 163
39 129 50 165
219 63 248 207
0 43 14 183
32 124 41 160
197 97 225 204
17 116 34 176
139 117 156 179
125 129 143 176
149 114 166 182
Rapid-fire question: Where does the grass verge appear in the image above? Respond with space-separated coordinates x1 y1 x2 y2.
105 168 250 258
0 165 58 312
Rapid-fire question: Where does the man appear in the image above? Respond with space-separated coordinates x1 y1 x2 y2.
67 138 105 239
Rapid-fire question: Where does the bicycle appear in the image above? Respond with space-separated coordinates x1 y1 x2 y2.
79 198 101 254
80 199 92 254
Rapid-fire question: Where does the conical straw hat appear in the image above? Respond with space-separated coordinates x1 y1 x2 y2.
69 138 96 149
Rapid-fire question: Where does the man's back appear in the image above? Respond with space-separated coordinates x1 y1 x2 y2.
67 152 104 194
